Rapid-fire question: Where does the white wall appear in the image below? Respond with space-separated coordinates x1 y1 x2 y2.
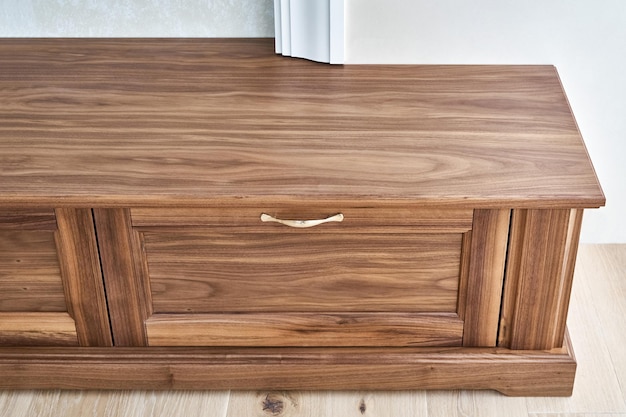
1 0 623 242
346 0 626 243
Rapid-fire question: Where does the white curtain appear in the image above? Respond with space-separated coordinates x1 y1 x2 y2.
274 0 344 64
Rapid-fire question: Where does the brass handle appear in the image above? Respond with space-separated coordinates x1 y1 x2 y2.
260 213 344 228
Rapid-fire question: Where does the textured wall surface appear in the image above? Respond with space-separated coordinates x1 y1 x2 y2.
0 0 274 37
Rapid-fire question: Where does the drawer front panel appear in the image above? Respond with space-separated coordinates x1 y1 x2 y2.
143 230 462 314
123 206 473 348
99 207 509 348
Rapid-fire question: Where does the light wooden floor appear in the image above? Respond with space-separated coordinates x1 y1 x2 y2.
1 244 624 417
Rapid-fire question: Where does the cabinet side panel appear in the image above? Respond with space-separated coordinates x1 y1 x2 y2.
54 208 112 347
93 209 151 346
498 209 582 350
462 209 510 347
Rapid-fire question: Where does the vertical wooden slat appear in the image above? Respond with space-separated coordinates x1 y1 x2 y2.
462 209 510 347
54 208 112 347
455 231 473 322
93 208 150 346
498 209 583 350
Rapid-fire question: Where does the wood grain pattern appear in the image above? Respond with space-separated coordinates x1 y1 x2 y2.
54 208 112 347
93 209 151 346
498 209 583 350
462 209 510 347
143 229 461 313
0 340 576 396
0 312 78 346
145 313 463 347
0 230 66 312
0 39 604 209
131 206 474 232
0 209 56 230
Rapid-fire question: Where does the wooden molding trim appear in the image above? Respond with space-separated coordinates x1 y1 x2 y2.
0 333 576 396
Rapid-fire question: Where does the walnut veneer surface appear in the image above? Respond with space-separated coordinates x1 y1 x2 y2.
0 38 603 209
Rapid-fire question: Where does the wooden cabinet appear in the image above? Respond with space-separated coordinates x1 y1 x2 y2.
0 39 604 396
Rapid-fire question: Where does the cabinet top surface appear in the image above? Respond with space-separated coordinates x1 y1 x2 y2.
0 39 604 208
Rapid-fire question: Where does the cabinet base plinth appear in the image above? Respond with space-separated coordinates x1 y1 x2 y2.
0 337 576 396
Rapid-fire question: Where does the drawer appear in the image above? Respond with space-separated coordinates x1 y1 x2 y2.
95 206 509 348
133 207 474 317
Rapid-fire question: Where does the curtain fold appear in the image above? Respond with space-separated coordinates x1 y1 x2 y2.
274 0 344 64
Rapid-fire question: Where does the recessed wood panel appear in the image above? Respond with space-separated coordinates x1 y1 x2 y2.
0 230 66 312
143 230 462 314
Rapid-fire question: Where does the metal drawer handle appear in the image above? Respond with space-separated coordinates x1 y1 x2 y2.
260 213 344 228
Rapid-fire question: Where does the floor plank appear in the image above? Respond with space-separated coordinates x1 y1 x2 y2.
0 391 34 417
0 391 229 417
586 245 626 400
531 414 626 417
427 390 528 417
23 391 107 417
99 391 230 417
225 391 428 417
